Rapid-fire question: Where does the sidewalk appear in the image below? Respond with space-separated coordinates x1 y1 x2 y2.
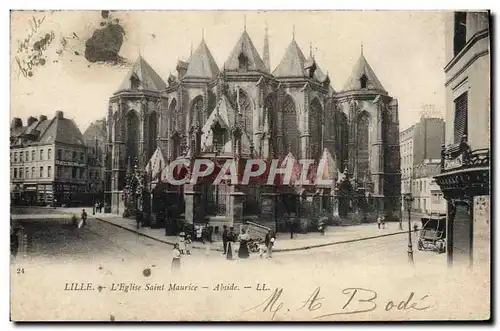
58 208 414 253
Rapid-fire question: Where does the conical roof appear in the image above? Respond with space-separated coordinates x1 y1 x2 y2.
146 147 166 183
315 148 338 187
273 39 307 77
184 40 220 80
201 96 232 152
342 53 386 92
224 30 268 73
116 56 166 93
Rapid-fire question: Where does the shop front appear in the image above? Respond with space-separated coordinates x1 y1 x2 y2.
434 139 490 268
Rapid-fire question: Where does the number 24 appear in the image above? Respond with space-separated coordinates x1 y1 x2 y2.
17 268 24 274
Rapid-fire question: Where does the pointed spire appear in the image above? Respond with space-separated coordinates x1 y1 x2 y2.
361 42 363 55
263 22 270 72
292 25 295 40
244 14 247 31
202 28 205 41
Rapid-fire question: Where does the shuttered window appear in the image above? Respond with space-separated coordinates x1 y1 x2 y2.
454 92 468 143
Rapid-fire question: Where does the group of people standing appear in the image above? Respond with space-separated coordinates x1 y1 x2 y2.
171 224 278 272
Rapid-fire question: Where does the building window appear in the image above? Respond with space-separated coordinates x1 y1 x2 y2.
31 167 35 178
14 152 18 163
80 152 85 162
48 166 52 178
56 166 61 178
454 92 468 143
130 75 140 89
20 151 23 161
238 52 248 70
25 167 29 179
57 149 62 160
453 12 467 57
19 168 23 179
25 151 29 161
73 151 77 161
48 149 52 160
14 168 18 178
423 199 427 212
360 74 368 89
79 168 84 179
40 149 43 161
39 166 43 178
32 150 35 161
72 167 77 178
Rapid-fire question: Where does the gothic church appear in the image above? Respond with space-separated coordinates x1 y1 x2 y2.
105 25 401 230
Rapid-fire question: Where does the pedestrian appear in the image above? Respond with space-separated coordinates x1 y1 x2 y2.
185 233 192 255
76 215 84 238
171 243 181 272
381 216 386 229
81 209 88 227
377 215 382 229
95 201 99 214
265 230 276 259
289 216 294 239
238 229 250 259
222 225 228 255
226 227 235 260
178 231 186 255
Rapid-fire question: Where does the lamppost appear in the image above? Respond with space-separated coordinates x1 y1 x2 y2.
404 192 415 264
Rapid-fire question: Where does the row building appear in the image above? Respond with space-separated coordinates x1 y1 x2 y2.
435 11 490 268
10 111 88 206
400 114 446 214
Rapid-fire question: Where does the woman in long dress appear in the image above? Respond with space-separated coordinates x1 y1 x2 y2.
171 244 181 271
238 229 250 259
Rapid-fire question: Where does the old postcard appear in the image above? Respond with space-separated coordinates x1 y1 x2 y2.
9 10 491 321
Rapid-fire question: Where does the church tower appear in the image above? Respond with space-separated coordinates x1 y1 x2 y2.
107 55 167 214
333 47 401 217
273 30 331 160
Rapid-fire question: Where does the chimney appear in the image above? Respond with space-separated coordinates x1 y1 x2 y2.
27 116 38 126
10 118 22 130
55 111 64 119
39 115 48 122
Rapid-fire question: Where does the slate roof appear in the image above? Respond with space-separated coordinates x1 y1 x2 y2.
183 40 220 80
273 39 307 77
224 30 268 73
342 53 386 92
83 120 107 142
116 56 167 93
38 116 85 146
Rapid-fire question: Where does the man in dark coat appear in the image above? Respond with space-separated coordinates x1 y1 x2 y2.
222 225 228 255
81 209 88 226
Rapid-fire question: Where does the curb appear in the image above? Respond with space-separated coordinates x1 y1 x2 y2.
95 216 417 253
94 217 225 252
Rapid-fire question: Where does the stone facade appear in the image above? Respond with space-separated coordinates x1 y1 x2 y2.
105 27 402 228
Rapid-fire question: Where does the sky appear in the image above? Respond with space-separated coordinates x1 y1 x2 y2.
10 10 447 133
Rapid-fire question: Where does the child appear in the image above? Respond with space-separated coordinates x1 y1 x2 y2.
171 244 181 271
185 234 192 255
178 232 186 254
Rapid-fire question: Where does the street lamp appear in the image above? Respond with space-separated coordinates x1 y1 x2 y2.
404 192 415 264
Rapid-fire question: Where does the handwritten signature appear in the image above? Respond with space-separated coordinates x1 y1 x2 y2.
244 287 432 320
14 14 55 78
